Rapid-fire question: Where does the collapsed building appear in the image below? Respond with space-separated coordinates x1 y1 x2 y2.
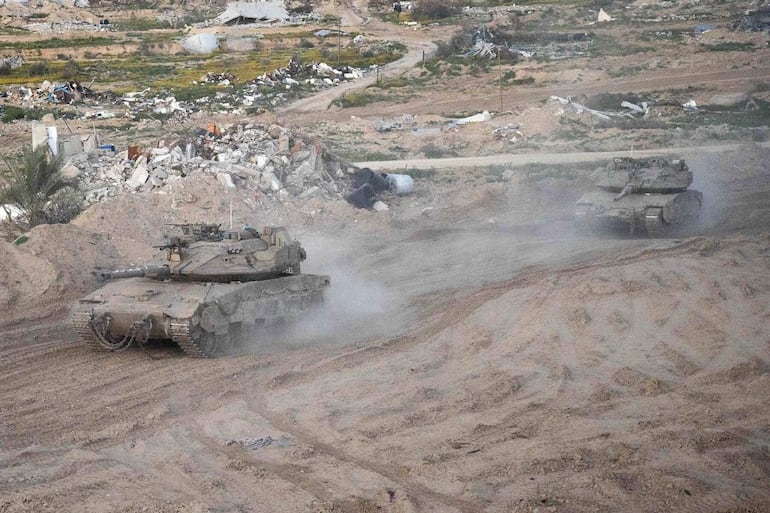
213 1 290 25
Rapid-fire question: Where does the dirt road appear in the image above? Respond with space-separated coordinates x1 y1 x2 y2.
354 142 770 170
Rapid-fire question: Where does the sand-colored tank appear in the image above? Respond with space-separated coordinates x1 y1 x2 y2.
575 156 703 237
72 223 330 357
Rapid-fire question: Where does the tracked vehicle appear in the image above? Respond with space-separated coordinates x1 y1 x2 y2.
72 223 330 357
575 156 702 237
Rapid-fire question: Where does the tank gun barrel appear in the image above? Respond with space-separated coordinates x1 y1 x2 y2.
99 265 171 281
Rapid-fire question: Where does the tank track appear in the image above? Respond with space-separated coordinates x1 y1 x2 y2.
169 320 210 358
71 309 109 351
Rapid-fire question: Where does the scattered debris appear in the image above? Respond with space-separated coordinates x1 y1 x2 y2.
374 114 416 132
621 100 649 117
1 56 369 119
494 123 524 142
693 24 716 34
0 55 24 70
345 168 414 209
224 436 291 449
734 8 770 32
453 111 492 126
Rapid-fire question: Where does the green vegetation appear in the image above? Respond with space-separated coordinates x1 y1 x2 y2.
28 61 50 77
0 36 118 51
2 106 48 123
332 90 390 108
698 42 756 52
0 146 80 227
606 63 647 78
411 0 462 21
670 99 770 129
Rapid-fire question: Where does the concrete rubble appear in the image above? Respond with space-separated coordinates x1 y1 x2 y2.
0 55 24 70
61 123 366 209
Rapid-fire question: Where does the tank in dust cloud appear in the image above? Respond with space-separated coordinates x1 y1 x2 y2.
574 156 703 237
72 223 330 357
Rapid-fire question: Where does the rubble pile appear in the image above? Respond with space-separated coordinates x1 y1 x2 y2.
248 59 364 90
0 58 368 118
0 55 24 70
64 123 357 206
1 80 112 108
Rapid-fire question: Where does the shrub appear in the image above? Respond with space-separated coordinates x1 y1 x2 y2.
28 61 50 76
0 146 79 227
411 0 461 21
2 106 46 123
63 59 80 81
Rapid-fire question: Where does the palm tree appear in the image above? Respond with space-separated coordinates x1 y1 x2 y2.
0 145 76 227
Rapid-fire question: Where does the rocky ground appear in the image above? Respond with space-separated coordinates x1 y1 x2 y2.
1 0 769 512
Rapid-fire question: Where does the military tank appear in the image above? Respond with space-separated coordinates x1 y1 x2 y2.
575 156 703 237
72 223 330 357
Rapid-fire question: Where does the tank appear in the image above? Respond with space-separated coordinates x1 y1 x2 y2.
574 156 703 237
71 223 330 357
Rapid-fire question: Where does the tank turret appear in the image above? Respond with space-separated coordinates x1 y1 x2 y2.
72 222 329 357
597 156 693 194
97 224 307 283
576 157 702 237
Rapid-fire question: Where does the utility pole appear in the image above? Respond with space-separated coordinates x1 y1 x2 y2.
337 17 341 66
498 49 503 112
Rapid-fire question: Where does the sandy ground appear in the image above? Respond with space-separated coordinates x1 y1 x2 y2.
1 1 770 511
1 142 769 513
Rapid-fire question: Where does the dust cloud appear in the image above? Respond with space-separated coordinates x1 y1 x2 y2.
237 231 401 355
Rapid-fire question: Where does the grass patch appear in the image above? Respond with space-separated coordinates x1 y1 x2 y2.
0 36 119 51
1 106 48 123
698 41 756 52
606 63 648 78
669 98 770 129
589 35 655 57
332 90 389 108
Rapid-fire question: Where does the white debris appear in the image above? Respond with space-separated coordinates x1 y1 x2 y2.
372 200 389 211
182 33 219 54
127 163 149 189
597 8 612 22
217 172 236 189
455 111 492 125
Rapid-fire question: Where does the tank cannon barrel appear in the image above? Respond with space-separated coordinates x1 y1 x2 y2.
99 265 171 281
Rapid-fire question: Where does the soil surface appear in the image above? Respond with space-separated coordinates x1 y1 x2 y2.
2 144 770 513
1 1 770 513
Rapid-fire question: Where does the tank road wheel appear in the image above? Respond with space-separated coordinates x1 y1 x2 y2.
195 330 220 357
645 208 666 238
192 326 240 357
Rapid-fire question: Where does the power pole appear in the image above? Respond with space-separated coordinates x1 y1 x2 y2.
498 49 503 112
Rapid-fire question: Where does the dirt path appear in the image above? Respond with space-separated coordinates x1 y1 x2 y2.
354 141 770 170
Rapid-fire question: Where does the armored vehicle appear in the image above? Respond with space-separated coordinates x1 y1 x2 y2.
72 223 330 357
575 156 702 237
